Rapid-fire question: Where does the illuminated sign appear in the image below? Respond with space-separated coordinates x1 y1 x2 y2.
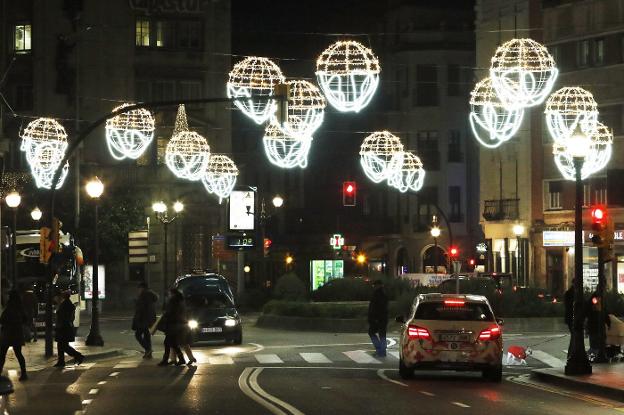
329 234 344 250
310 260 344 290
226 234 255 250
84 265 105 300
229 190 255 231
543 231 575 247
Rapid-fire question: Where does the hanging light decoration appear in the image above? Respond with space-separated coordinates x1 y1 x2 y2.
489 38 558 108
552 122 613 180
227 56 285 124
20 117 70 189
105 103 155 160
388 151 426 193
262 123 312 169
202 154 239 203
272 80 326 138
165 131 211 181
469 77 524 148
316 40 380 113
359 131 404 183
545 86 599 143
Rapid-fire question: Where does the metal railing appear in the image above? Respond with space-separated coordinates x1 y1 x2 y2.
482 198 519 221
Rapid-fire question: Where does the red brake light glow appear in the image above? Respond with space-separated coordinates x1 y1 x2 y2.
408 324 431 341
478 325 502 341
443 299 465 306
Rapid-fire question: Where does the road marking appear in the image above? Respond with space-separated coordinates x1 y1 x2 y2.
114 360 140 369
420 391 435 396
248 343 265 354
239 367 305 415
386 338 398 348
263 342 374 349
343 350 381 364
88 389 99 395
377 369 407 387
109 372 120 377
452 402 470 408
81 399 93 405
388 351 400 359
300 353 332 364
531 350 565 368
255 354 284 364
208 355 234 365
97 381 107 385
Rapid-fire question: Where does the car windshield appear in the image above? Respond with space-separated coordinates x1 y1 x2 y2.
415 301 494 321
185 292 233 309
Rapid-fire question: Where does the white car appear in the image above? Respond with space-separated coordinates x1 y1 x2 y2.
396 293 503 382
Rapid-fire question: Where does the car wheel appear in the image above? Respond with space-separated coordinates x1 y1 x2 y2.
483 365 502 382
399 358 414 379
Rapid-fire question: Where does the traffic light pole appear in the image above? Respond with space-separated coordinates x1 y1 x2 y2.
595 247 608 362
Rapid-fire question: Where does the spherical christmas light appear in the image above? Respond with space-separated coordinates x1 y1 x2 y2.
262 123 312 169
359 131 404 183
469 77 524 148
202 154 239 203
553 122 613 180
227 56 285 124
316 40 380 113
272 80 326 138
490 38 558 108
545 86 599 144
388 151 426 193
165 131 211 181
105 103 155 160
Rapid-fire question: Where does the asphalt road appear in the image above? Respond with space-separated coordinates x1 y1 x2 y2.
5 314 619 415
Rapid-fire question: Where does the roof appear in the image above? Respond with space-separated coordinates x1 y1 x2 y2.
417 293 489 303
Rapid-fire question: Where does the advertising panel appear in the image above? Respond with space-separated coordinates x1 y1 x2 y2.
310 260 344 291
543 231 576 247
84 265 105 300
229 190 255 231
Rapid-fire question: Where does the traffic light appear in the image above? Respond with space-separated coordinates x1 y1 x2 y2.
590 206 613 249
468 258 476 271
449 246 459 258
263 238 272 257
40 227 52 264
343 181 356 206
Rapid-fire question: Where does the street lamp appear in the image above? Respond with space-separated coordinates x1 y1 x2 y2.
5 191 21 287
30 207 42 222
430 216 441 273
272 195 284 208
564 125 592 376
152 200 183 308
512 224 525 287
85 177 104 346
260 195 284 286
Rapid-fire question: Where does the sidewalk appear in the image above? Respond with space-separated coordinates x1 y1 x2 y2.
532 363 624 402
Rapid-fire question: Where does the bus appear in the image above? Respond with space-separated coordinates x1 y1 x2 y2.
14 230 83 330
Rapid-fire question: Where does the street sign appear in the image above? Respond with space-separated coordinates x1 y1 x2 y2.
226 234 255 250
229 190 255 231
128 230 149 263
329 234 344 250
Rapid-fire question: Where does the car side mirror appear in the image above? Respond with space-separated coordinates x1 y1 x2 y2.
496 318 505 326
395 315 405 324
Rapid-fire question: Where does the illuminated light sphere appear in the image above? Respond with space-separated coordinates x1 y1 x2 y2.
316 40 380 113
165 131 211 181
469 77 524 148
545 86 599 144
490 38 558 108
359 131 404 183
105 103 155 160
388 151 426 193
262 123 312 169
202 154 239 203
272 80 326 138
20 118 70 189
227 56 285 124
552 122 613 180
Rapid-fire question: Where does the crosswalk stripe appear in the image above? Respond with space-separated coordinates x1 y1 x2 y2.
208 355 234 365
388 351 400 359
114 361 140 369
255 354 284 364
300 353 332 364
531 350 564 368
343 350 381 364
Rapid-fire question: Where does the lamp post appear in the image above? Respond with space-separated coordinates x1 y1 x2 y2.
31 207 42 222
259 195 284 288
5 191 21 288
564 125 592 376
512 224 525 287
152 200 183 308
430 217 441 274
85 177 104 346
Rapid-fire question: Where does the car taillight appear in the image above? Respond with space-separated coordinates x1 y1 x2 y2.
407 324 431 341
478 325 502 341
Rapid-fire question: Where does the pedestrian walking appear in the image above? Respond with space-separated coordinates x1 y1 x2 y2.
0 291 28 381
157 288 185 366
54 291 84 368
168 291 196 366
132 282 158 359
21 287 37 343
368 280 388 357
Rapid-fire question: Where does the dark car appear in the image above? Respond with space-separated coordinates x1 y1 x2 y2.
173 273 242 344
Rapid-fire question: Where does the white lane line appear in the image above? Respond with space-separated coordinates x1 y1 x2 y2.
238 368 288 415
452 402 470 408
300 353 332 364
255 354 284 364
388 351 400 359
420 391 435 397
81 399 93 405
88 389 99 395
97 381 107 385
343 350 381 364
109 372 120 377
531 350 565 368
113 361 140 369
249 368 305 415
376 369 408 387
208 355 235 365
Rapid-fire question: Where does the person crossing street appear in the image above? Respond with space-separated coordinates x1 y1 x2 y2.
132 282 158 359
368 280 388 358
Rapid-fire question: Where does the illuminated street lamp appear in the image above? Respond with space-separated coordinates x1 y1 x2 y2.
152 200 184 308
430 216 441 274
30 207 42 222
512 224 525 287
272 195 284 208
85 177 104 346
356 254 367 264
5 191 21 287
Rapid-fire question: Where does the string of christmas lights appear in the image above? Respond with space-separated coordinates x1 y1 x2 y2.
359 131 404 183
388 151 426 193
202 154 239 203
263 123 312 169
545 86 599 144
105 103 155 160
271 80 326 139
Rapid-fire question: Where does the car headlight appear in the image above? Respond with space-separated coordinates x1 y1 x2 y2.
224 318 237 327
188 320 198 329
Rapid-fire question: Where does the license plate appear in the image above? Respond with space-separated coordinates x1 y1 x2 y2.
201 327 222 333
439 334 469 342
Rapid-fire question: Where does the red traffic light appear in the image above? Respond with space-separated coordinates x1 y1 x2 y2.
450 247 459 257
346 184 354 193
591 206 606 223
469 259 475 266
342 181 356 206
263 238 272 249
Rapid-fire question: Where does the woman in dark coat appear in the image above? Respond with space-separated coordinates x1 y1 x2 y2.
54 291 84 367
0 291 28 380
157 288 185 366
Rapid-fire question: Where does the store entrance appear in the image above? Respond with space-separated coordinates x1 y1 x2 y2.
547 250 564 295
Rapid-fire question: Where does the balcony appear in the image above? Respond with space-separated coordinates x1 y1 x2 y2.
483 199 519 221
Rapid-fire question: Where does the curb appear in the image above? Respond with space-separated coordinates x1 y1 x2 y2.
531 368 624 402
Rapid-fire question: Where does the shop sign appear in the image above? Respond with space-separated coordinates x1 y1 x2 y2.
543 231 575 247
310 260 344 291
585 230 624 243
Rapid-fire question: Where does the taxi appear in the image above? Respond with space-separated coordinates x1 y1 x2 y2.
396 293 503 381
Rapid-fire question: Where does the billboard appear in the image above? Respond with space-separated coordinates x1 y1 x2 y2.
84 265 105 300
310 260 344 291
229 190 255 231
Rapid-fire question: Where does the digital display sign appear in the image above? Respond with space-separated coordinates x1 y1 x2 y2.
310 260 344 291
226 234 255 250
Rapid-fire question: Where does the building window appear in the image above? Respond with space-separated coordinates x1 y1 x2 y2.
414 65 438 106
135 80 150 102
578 39 590 67
415 186 438 232
449 186 462 222
417 131 440 170
448 130 463 162
447 64 460 97
177 21 201 49
548 181 562 209
594 38 604 65
14 24 32 53
136 19 150 47
594 179 607 204
583 183 591 207
156 21 174 48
